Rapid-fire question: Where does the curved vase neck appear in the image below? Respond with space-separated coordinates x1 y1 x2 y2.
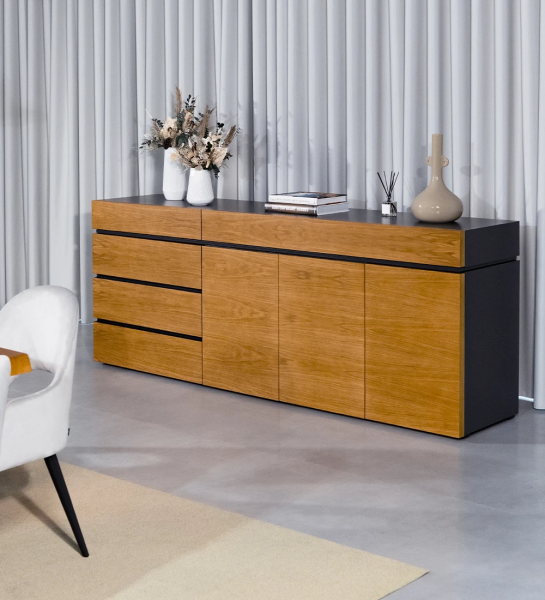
430 133 445 183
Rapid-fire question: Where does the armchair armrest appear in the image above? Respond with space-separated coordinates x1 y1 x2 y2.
0 374 73 472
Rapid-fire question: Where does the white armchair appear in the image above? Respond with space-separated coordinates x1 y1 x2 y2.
0 286 88 556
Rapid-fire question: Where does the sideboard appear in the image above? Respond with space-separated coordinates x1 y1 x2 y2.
92 196 520 438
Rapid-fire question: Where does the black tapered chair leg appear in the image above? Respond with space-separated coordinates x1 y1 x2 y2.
44 454 89 557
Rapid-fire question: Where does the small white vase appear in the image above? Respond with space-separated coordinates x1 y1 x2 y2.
411 133 463 223
163 148 187 201
186 168 214 206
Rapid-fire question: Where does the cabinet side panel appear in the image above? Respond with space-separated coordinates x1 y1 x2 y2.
464 222 519 267
202 247 279 400
365 265 463 437
464 261 519 435
279 256 365 418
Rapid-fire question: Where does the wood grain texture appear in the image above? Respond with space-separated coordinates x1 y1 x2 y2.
279 256 365 417
94 322 202 383
365 264 464 438
0 347 32 376
93 278 202 337
92 234 201 289
92 200 201 239
202 211 463 267
202 247 279 400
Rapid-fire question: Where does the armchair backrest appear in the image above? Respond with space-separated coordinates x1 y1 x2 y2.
0 286 79 380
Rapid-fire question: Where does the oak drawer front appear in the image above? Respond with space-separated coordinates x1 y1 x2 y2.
93 200 201 239
202 211 463 267
93 278 202 337
94 323 202 383
92 234 201 289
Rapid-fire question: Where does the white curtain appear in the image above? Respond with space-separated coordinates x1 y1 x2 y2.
1 0 544 405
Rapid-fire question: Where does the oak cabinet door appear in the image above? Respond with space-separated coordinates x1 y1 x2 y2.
279 256 365 417
365 264 464 437
202 247 279 400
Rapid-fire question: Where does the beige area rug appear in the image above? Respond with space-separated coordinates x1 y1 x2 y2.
0 461 426 599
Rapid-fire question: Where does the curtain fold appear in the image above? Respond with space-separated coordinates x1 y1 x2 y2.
1 0 544 403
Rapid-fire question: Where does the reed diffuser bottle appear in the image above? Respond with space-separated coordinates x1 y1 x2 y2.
411 134 463 223
378 171 399 217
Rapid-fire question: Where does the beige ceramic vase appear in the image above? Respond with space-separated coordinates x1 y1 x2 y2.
411 134 463 223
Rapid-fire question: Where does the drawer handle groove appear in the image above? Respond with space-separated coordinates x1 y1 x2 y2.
95 275 201 294
96 319 202 342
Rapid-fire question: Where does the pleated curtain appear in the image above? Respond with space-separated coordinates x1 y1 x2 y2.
1 0 545 406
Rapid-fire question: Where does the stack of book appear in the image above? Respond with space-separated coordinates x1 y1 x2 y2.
265 192 348 216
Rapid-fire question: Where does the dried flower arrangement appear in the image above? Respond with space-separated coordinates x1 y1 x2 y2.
140 87 238 177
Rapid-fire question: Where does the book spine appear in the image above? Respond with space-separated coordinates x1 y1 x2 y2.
316 204 349 215
265 203 317 215
268 195 320 206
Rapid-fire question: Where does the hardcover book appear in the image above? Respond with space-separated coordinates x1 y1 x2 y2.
268 192 347 206
265 201 349 216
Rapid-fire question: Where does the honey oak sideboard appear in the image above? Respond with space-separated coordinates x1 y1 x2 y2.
92 196 520 438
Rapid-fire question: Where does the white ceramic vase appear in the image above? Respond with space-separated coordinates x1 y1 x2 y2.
186 168 214 206
411 134 463 223
163 148 187 201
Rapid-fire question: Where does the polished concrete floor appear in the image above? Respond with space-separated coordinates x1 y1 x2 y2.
9 324 545 599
